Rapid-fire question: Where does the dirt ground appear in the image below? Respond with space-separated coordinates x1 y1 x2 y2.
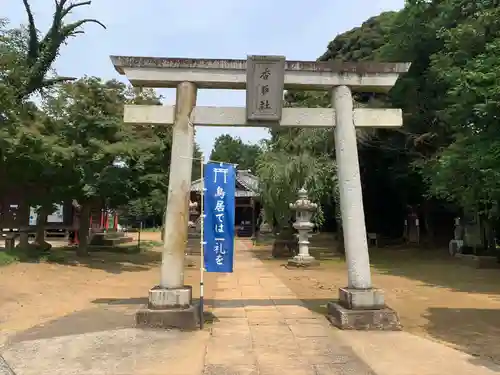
252 235 500 364
0 231 216 345
3 231 500 364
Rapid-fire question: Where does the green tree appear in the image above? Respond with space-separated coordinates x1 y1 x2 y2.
14 0 105 101
209 134 261 172
414 1 500 222
256 126 337 256
43 77 164 255
275 11 409 242
257 129 336 230
0 0 104 249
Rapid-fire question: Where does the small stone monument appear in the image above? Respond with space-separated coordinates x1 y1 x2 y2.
259 209 273 234
287 187 319 268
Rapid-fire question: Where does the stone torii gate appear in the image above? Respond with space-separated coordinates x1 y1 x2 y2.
111 55 409 330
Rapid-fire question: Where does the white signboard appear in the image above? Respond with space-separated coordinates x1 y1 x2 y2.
29 203 64 226
48 204 64 223
29 206 37 226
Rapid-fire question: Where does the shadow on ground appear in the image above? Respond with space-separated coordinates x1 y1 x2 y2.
0 244 163 274
89 297 500 366
5 306 139 346
61 249 162 274
4 296 329 347
251 241 500 296
93 296 330 307
93 295 333 324
424 307 500 365
370 248 500 296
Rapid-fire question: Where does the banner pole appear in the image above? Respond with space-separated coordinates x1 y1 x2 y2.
199 153 205 330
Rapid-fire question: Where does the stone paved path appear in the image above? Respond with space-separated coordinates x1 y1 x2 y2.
204 239 375 375
204 240 500 375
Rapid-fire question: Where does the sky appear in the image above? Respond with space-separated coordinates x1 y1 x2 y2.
4 0 404 156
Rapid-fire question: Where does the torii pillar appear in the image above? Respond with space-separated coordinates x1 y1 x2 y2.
112 55 409 330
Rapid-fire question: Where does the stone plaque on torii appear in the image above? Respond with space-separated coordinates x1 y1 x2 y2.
111 54 409 331
245 55 285 123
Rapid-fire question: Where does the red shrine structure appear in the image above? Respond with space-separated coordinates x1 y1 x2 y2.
0 192 120 244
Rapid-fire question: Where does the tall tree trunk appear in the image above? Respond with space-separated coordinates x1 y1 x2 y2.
19 232 29 248
34 205 51 252
422 200 434 247
482 217 495 252
77 202 91 257
35 206 48 243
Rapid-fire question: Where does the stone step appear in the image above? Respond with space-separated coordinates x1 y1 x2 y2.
101 237 134 246
89 233 132 246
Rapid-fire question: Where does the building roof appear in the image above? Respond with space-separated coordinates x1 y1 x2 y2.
191 170 259 198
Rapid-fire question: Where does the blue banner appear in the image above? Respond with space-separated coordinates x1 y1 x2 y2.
203 162 236 273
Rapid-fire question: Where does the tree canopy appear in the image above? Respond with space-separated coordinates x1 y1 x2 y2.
257 0 500 246
4 0 500 255
0 2 178 255
209 134 262 172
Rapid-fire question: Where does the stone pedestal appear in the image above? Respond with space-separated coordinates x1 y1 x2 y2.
327 287 400 331
136 285 198 330
287 254 319 268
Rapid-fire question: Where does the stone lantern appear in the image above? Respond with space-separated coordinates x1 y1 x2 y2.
287 187 319 267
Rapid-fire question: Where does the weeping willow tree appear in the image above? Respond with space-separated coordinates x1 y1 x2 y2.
256 127 337 256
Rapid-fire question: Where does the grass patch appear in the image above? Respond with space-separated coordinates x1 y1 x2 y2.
139 227 162 232
0 250 18 266
0 240 162 267
0 247 70 266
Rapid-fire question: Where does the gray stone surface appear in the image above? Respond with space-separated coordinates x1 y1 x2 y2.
339 287 385 310
203 240 377 375
136 304 199 330
111 55 411 75
327 301 401 331
246 55 285 122
148 285 192 309
2 327 208 375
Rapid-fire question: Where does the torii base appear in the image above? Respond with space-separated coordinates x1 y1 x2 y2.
326 287 401 331
135 285 198 330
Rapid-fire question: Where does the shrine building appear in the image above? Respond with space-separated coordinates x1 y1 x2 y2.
190 170 261 238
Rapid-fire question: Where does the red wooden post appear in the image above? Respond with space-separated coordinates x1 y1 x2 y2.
113 212 118 230
100 209 104 229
